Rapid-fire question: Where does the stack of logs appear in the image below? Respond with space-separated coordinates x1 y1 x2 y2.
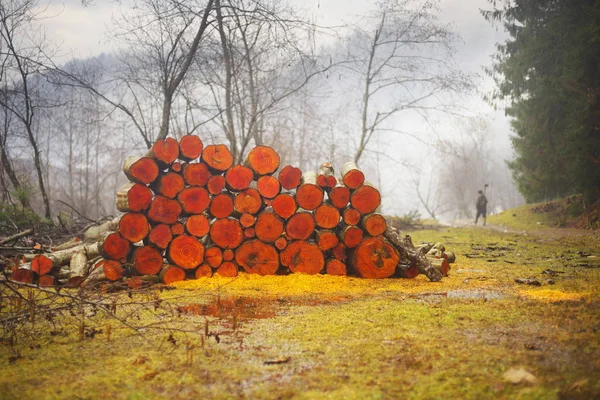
10 135 453 287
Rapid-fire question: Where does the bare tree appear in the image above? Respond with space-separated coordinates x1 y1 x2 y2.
205 0 332 163
340 0 474 163
0 0 54 218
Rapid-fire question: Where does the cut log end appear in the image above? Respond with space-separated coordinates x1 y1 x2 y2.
296 183 324 211
152 137 179 166
326 259 347 276
225 165 254 191
278 165 302 190
31 255 53 275
255 211 284 243
235 239 279 275
217 261 238 277
124 156 159 184
168 235 205 269
119 213 150 243
202 144 234 172
280 241 324 275
160 265 186 284
183 162 211 187
209 218 244 249
133 246 163 275
350 237 399 279
247 146 280 176
285 212 315 240
179 135 203 161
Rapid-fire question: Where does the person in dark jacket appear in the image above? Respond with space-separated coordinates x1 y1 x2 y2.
475 190 488 225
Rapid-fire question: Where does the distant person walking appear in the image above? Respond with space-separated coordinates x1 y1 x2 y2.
475 190 488 225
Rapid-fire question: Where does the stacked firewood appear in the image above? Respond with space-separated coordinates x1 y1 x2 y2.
10 135 454 286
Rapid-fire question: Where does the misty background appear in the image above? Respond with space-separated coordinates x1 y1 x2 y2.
0 0 525 224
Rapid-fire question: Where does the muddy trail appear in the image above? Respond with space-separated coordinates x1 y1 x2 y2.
1 223 599 399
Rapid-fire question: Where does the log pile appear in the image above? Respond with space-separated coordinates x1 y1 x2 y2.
9 135 455 287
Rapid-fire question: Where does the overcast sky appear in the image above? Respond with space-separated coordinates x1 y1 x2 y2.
42 0 512 147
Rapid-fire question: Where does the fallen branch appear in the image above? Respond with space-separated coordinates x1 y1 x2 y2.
0 228 34 245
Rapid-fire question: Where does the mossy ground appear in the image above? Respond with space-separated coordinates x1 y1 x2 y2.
1 217 599 399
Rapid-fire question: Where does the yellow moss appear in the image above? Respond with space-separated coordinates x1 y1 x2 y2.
519 289 590 302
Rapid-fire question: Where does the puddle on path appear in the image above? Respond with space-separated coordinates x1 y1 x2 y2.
176 295 353 322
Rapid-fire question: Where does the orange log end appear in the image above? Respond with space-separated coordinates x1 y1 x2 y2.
234 188 263 214
361 213 387 236
126 157 159 184
119 183 153 212
314 204 341 229
38 275 56 287
329 185 350 209
31 255 53 275
223 249 234 261
171 222 185 236
133 246 163 275
185 214 210 237
244 228 256 239
343 208 361 226
178 187 211 214
350 185 381 214
343 169 365 189
350 237 398 279
170 161 182 173
209 193 234 219
11 268 34 284
148 196 183 224
341 225 363 248
204 247 223 268
332 243 348 261
102 260 124 281
255 211 284 243
235 239 279 275
280 241 324 275
147 224 173 249
271 193 297 219
295 184 324 211
278 165 302 190
326 259 347 276
240 213 256 228
207 175 227 195
102 232 131 260
160 265 186 284
285 212 315 240
183 162 211 187
225 165 254 191
154 172 185 199
316 230 339 251
257 175 281 199
152 137 179 165
195 264 213 278
179 135 203 161
209 218 244 249
202 144 234 172
397 263 420 279
217 261 238 277
274 236 288 250
247 146 280 176
119 212 150 242
167 235 205 269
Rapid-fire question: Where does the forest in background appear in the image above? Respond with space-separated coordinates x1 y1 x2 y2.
1 0 595 227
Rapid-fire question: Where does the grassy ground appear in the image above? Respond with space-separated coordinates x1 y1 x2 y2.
1 211 599 399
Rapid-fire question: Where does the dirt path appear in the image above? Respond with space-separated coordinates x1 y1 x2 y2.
447 218 599 240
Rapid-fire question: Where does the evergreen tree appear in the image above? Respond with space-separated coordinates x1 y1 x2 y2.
484 0 600 203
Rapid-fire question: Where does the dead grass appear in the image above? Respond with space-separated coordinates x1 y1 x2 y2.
1 225 599 399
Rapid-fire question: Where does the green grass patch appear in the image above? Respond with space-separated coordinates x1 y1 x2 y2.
1 225 599 399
